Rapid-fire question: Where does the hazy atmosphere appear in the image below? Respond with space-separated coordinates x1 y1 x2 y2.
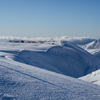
0 0 100 38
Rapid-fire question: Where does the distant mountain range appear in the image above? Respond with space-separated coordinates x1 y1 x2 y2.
83 39 100 49
0 36 95 45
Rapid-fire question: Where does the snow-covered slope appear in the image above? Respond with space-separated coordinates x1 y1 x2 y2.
63 37 95 45
80 38 100 59
82 46 100 60
83 39 100 49
82 41 100 60
1 41 100 78
79 39 100 86
0 41 100 99
0 57 100 100
79 69 100 85
93 50 100 59
9 41 100 78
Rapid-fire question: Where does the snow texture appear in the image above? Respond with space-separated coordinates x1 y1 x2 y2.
0 39 100 99
0 57 100 100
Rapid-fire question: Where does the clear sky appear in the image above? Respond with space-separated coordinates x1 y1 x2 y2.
0 0 100 38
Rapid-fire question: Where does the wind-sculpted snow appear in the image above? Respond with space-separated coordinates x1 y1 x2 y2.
0 58 100 100
11 41 100 78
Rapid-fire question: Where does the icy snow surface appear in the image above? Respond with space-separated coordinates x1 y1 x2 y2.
0 41 100 99
0 52 100 100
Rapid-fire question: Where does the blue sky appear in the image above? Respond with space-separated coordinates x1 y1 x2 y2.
0 0 100 38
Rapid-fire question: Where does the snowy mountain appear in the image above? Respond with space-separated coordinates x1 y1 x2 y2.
81 38 100 59
80 39 100 86
83 39 100 49
82 39 100 59
64 37 95 45
1 40 100 78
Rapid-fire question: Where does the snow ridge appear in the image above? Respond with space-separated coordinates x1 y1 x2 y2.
12 41 100 78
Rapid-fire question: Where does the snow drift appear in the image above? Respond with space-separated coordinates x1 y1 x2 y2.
12 41 100 78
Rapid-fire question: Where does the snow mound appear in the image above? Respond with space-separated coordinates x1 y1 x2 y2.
83 39 100 49
13 41 100 78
